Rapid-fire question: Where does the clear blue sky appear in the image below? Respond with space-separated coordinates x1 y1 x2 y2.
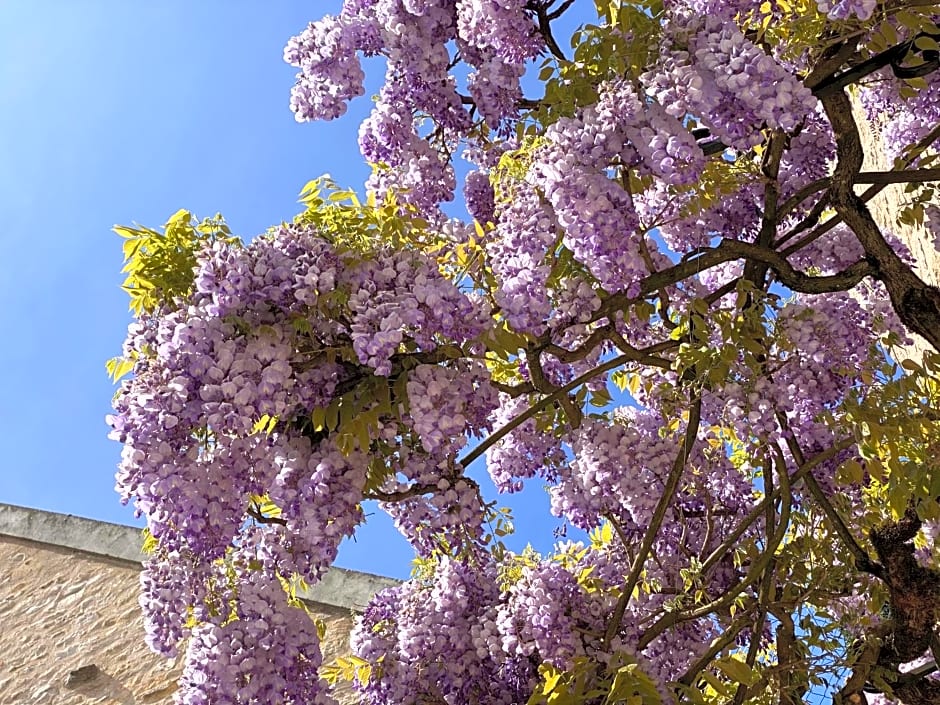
0 1 567 579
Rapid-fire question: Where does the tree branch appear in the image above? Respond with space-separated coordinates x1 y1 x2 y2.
743 128 787 289
772 609 810 705
364 482 440 502
677 608 757 687
545 0 576 20
458 351 643 468
812 30 940 97
731 452 783 705
820 88 940 352
857 167 940 185
593 239 873 327
778 169 940 222
804 39 861 92
775 411 879 574
604 394 703 647
638 451 792 650
247 506 287 526
529 1 568 61
698 437 854 582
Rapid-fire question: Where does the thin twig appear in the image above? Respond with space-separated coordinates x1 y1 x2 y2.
677 608 757 686
364 482 439 502
731 452 780 705
603 395 703 646
458 351 639 467
699 437 854 577
775 412 877 572
638 444 792 650
247 506 287 526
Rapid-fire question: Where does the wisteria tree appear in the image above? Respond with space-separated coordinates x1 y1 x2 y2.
107 0 940 703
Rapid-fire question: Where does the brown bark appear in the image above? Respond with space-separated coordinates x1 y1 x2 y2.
870 510 940 667
850 99 940 365
820 89 940 355
838 510 940 705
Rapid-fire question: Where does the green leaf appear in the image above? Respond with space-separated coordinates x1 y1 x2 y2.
106 356 135 383
321 655 373 686
589 386 613 408
115 210 238 316
837 458 864 485
690 298 710 316
542 670 562 695
673 682 708 705
249 494 282 519
590 521 613 547
701 671 734 697
140 528 158 555
325 398 341 431
611 370 629 392
895 10 920 30
251 414 278 435
716 657 757 686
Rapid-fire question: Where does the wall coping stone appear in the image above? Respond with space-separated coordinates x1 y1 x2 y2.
0 503 399 611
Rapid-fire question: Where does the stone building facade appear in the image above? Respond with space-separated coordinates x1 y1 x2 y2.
0 503 396 705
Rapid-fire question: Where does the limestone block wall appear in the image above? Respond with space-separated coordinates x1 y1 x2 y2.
0 504 397 705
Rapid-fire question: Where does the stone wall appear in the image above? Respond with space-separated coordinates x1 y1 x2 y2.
0 504 397 705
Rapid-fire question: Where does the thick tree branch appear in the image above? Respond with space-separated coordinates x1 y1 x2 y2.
804 39 861 91
545 0 576 20
836 631 886 705
841 509 940 705
594 239 872 326
870 508 939 664
812 30 940 97
820 89 940 352
857 168 940 185
772 609 809 705
529 1 568 61
743 129 787 289
778 169 940 222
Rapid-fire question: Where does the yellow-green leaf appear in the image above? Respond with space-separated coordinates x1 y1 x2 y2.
716 657 757 686
106 356 135 383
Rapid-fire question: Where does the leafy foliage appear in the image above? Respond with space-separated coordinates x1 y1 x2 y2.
109 1 940 704
116 209 237 316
